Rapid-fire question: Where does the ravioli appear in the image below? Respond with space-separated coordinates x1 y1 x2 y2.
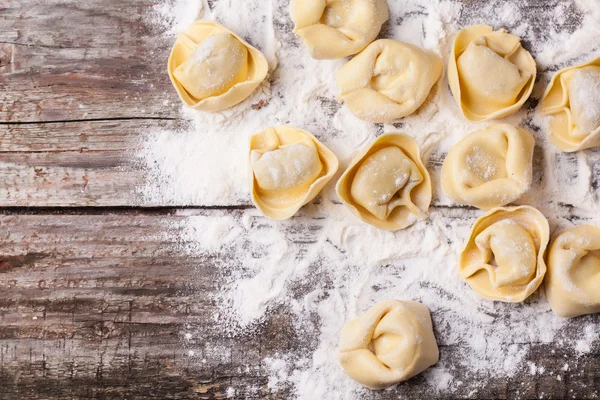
337 39 443 123
442 124 535 210
168 21 268 112
459 206 549 302
541 57 600 151
448 25 536 121
290 0 389 59
545 225 600 318
336 133 431 230
338 300 439 390
249 126 339 220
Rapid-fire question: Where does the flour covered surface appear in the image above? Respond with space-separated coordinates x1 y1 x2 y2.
144 0 600 398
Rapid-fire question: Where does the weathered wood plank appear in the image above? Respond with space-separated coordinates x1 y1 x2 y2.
0 212 597 399
0 0 181 122
0 120 193 206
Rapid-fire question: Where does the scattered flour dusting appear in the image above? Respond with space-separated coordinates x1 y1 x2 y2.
151 0 204 35
575 324 597 354
142 0 600 397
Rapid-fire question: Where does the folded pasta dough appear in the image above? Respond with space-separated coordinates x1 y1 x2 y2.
168 21 268 112
448 25 536 122
336 133 432 230
249 126 339 220
541 57 600 151
545 225 600 318
338 300 439 390
459 206 549 302
337 39 443 123
442 124 534 210
290 0 389 59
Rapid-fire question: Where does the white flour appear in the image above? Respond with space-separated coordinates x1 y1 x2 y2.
151 0 204 36
144 0 600 397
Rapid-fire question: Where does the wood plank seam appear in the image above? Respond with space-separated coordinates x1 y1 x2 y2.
0 117 179 126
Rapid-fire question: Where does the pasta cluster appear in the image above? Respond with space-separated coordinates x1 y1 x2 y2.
165 2 600 391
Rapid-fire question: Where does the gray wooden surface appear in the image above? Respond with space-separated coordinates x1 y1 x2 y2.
0 0 598 399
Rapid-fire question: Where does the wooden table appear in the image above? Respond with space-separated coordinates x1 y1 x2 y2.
0 1 598 398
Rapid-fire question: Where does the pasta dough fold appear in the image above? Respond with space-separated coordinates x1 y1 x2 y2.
541 57 600 151
442 124 534 210
168 21 268 112
337 39 443 123
545 225 600 318
459 206 549 302
290 0 389 59
338 300 439 390
336 133 431 230
249 126 338 220
448 25 536 122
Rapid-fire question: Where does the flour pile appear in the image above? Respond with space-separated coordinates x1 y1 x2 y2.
143 0 600 397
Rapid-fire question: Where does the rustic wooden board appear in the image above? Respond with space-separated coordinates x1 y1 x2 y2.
0 0 182 122
0 212 597 399
0 119 191 206
0 0 599 398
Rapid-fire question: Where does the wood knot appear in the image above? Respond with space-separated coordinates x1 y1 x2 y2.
0 43 15 70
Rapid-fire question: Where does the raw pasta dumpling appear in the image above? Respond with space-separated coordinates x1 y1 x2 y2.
459 206 549 302
290 0 389 60
545 225 600 318
336 133 431 230
338 300 439 390
337 39 443 123
442 124 535 210
448 25 536 122
168 21 268 112
250 126 339 220
541 57 600 151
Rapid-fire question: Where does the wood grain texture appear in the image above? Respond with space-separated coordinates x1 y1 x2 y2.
0 119 192 206
0 0 181 122
0 213 598 399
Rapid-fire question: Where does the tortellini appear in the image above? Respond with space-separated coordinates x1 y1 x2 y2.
336 133 432 230
545 225 600 318
249 126 339 220
442 124 535 210
541 57 600 151
459 206 549 302
338 300 439 390
290 0 389 60
448 25 536 122
336 39 443 123
168 21 268 112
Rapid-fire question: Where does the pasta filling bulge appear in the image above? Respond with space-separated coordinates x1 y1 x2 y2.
251 141 323 194
459 206 549 302
336 133 432 230
545 225 600 318
337 300 438 390
568 66 600 136
350 147 425 221
541 56 600 151
249 126 339 220
173 33 249 101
